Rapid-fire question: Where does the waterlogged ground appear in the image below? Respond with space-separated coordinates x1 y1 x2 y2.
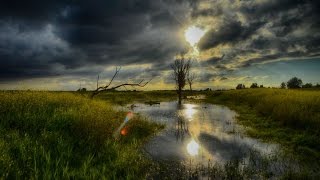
124 101 279 166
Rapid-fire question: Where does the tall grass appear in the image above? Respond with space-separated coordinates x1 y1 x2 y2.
93 90 178 105
206 88 320 162
148 149 319 179
0 91 163 179
208 89 320 130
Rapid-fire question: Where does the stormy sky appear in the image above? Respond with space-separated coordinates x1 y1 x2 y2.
0 0 319 90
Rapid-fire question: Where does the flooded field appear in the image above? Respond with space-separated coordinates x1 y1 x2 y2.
124 101 279 166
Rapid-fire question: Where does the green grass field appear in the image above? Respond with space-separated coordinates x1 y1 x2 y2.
0 91 163 179
92 90 178 105
1 89 319 178
205 88 320 163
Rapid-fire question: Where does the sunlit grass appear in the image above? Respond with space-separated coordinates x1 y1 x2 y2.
0 91 163 179
93 90 178 105
1 89 319 178
207 88 320 130
205 88 320 162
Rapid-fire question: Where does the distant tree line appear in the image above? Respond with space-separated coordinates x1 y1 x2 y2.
281 77 319 89
236 76 319 90
77 88 87 92
236 83 263 89
236 84 246 89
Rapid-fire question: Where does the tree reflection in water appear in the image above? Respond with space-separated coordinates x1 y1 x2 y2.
175 103 189 142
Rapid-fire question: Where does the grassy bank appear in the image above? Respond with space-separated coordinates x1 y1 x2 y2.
92 90 178 105
205 89 320 162
93 89 319 178
0 91 163 179
2 89 319 178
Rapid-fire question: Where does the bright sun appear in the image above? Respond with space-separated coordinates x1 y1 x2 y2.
184 26 205 47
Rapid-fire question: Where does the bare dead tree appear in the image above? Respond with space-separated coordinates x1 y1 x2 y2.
171 57 192 104
187 72 195 91
91 67 152 98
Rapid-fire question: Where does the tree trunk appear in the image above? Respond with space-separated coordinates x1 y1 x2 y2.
189 83 192 91
178 86 182 104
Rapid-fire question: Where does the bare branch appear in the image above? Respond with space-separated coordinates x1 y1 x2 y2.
93 67 120 92
106 79 152 91
91 67 152 98
105 67 121 88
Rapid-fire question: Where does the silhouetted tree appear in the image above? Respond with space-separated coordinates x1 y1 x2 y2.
260 85 264 88
187 72 195 91
171 57 192 104
302 83 313 88
236 84 245 89
280 82 286 89
250 83 258 88
287 77 302 89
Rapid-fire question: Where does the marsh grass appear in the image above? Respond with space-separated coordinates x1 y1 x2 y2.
147 148 319 179
0 91 163 179
208 89 320 129
205 89 320 163
2 89 319 178
91 89 320 174
92 91 178 105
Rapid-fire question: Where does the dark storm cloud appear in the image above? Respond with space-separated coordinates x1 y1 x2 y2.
198 72 216 83
240 50 313 68
196 0 320 70
52 0 192 66
240 0 307 17
0 0 65 22
0 22 76 80
1 0 320 87
191 4 223 17
240 54 282 68
198 20 262 50
0 0 192 81
204 54 225 65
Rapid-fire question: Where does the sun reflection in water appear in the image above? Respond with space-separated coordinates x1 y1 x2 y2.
184 104 196 121
187 139 200 156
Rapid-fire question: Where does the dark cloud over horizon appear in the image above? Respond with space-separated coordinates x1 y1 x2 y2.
0 0 193 81
0 0 319 89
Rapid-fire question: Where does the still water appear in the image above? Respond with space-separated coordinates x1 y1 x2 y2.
127 101 278 165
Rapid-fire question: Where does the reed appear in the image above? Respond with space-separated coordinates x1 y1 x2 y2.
0 91 163 179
